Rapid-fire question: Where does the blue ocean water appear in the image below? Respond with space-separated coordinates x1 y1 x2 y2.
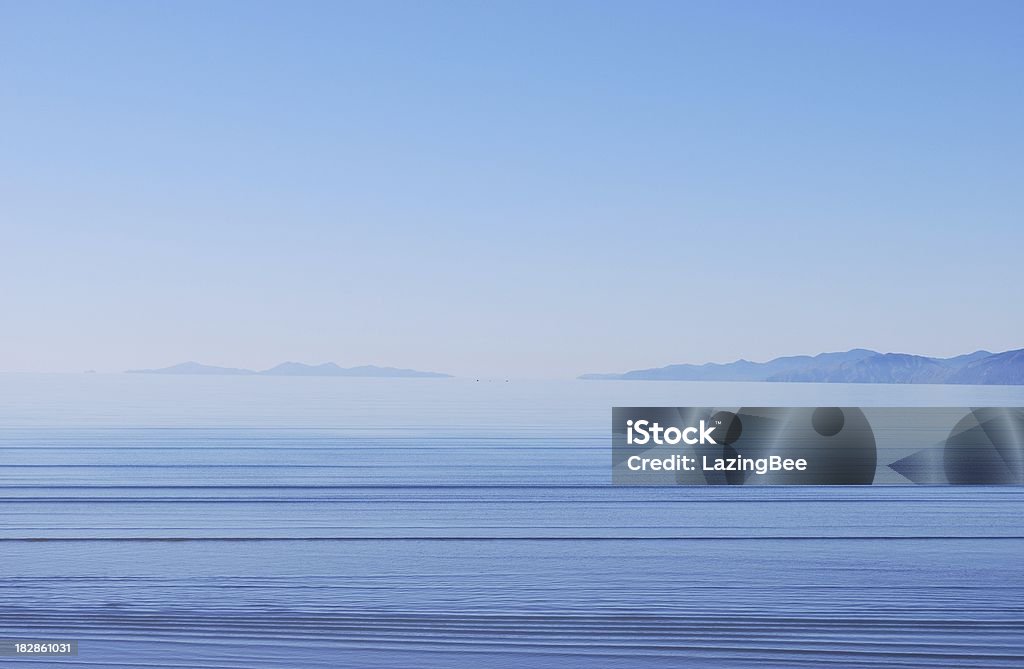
1 375 1022 667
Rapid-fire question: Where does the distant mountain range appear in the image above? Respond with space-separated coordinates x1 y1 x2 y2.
127 361 452 378
580 348 1024 385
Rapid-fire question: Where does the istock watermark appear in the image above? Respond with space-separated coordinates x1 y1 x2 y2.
612 407 1024 486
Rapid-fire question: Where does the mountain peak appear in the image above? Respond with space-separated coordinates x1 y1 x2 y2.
580 348 1024 385
127 362 254 375
126 361 452 378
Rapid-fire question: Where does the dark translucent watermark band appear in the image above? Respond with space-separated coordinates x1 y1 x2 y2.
612 407 1024 485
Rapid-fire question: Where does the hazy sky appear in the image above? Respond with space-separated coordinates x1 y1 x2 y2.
2 1 1022 378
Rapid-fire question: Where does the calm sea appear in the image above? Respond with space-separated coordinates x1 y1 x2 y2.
1 374 1022 668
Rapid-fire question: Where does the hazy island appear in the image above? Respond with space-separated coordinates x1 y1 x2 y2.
581 348 1024 385
127 361 452 378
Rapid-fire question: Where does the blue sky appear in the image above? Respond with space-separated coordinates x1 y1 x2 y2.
1 1 1022 378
